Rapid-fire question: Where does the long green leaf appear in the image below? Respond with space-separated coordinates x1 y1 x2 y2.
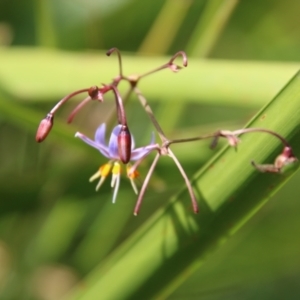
65 73 300 298
0 48 299 108
138 0 192 54
187 0 238 57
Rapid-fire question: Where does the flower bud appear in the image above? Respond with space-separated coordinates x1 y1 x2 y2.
88 86 103 101
117 126 131 164
35 113 54 143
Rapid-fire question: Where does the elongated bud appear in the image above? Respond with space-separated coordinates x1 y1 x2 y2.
118 125 131 164
35 113 54 142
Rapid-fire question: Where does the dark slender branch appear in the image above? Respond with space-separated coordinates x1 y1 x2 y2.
106 47 123 78
110 85 127 126
138 64 170 79
168 127 291 149
168 149 198 213
230 128 290 147
50 88 90 115
134 152 160 215
167 133 218 146
67 96 91 123
139 51 188 79
104 86 135 127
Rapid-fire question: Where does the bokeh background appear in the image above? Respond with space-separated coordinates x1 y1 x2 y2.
0 0 300 299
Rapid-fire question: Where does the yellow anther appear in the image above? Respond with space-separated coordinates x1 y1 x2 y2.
89 162 112 191
127 165 139 179
100 163 112 177
112 162 121 175
126 164 139 194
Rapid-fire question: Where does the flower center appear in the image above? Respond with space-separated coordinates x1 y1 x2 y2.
89 161 140 202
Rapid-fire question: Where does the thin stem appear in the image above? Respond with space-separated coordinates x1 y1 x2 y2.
169 50 188 67
134 87 167 142
168 127 291 149
134 152 160 215
139 64 170 79
110 85 127 126
167 149 199 213
139 51 188 79
168 132 218 146
104 86 135 128
231 128 290 147
106 47 123 77
67 96 91 123
50 88 89 115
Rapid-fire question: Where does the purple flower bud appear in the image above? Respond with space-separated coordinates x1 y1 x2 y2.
117 126 132 164
35 113 54 142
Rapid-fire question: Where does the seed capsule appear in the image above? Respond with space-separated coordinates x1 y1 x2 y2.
117 125 131 164
35 113 54 142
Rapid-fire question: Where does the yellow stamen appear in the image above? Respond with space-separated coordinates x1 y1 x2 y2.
89 163 112 191
111 162 121 203
112 162 121 175
129 178 138 195
89 171 101 182
111 162 121 188
100 163 113 177
127 164 139 194
126 165 139 179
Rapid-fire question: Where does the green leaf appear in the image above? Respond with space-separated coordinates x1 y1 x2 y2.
187 0 238 57
65 73 300 298
0 47 299 108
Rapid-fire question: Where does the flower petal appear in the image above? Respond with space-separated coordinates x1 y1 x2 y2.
130 132 156 161
75 132 110 158
108 125 122 159
94 123 107 146
131 144 157 161
131 134 135 150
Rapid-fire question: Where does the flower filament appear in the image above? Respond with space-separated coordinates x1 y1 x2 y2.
89 160 140 204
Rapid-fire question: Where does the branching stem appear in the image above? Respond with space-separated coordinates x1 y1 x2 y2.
134 152 161 215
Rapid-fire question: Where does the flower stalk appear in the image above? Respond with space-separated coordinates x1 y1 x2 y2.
36 48 297 214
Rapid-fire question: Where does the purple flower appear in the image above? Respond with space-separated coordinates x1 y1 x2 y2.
75 124 157 203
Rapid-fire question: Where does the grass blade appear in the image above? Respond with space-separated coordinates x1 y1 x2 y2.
65 73 300 299
187 0 238 57
0 48 299 107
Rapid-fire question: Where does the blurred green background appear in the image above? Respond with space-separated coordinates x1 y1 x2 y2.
0 0 300 299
